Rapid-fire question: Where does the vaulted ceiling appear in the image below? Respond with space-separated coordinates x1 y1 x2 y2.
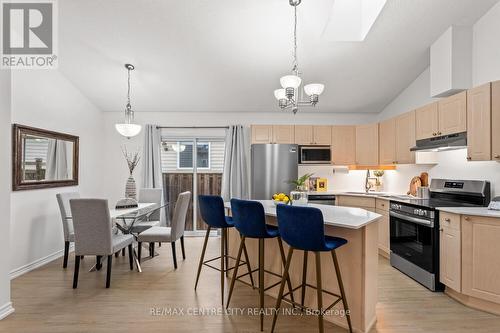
58 0 498 113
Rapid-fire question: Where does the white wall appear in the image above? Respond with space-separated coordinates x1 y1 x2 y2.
473 0 500 86
102 111 378 205
10 70 106 275
0 70 14 319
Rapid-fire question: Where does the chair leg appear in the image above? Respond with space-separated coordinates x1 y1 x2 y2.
96 256 102 271
115 252 119 258
137 242 142 264
63 241 70 268
158 242 161 247
332 250 353 333
277 237 295 306
195 227 211 290
258 238 265 331
224 229 229 277
301 250 308 309
242 236 255 288
151 243 156 258
226 236 245 309
128 244 134 270
315 252 324 333
180 236 186 260
149 243 153 257
72 255 80 289
171 241 177 269
122 248 126 256
271 247 294 333
106 255 112 288
220 228 225 306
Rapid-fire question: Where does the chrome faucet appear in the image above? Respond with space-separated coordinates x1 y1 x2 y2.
365 169 372 193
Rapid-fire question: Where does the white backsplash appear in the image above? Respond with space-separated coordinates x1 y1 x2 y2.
299 149 500 197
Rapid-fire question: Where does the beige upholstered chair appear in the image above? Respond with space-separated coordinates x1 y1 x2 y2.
137 191 191 269
132 188 164 233
70 199 135 288
56 192 80 268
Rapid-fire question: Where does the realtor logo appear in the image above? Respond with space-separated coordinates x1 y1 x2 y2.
1 0 57 69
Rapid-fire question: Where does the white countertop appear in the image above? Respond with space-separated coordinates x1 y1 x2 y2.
308 190 414 201
437 207 500 218
224 200 381 229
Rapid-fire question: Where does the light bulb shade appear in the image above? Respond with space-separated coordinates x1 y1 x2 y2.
304 83 325 96
280 75 302 89
274 89 286 100
115 123 142 138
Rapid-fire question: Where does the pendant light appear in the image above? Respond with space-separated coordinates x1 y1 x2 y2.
115 64 142 138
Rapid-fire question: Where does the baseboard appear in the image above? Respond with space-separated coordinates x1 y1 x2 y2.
10 244 74 280
0 302 15 320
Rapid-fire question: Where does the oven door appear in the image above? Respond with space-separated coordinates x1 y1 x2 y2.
390 211 435 273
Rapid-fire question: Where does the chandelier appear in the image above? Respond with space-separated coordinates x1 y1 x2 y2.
115 64 142 138
274 0 324 114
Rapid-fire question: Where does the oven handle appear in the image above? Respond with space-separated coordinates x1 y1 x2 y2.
390 211 434 227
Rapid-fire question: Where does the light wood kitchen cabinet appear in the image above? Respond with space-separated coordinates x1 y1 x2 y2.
356 124 379 166
272 125 295 144
379 118 396 165
336 195 376 211
331 126 356 165
313 126 332 145
395 111 416 164
294 125 331 145
467 83 491 161
294 125 314 145
416 102 439 140
491 81 500 161
251 125 273 144
376 199 390 258
438 91 467 136
462 215 500 304
439 212 461 292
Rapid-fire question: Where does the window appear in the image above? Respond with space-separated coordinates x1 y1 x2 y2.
177 142 210 170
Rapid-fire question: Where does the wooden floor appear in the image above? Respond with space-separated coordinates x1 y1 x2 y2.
2 237 500 333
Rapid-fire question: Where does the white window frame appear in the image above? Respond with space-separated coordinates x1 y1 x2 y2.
176 141 211 170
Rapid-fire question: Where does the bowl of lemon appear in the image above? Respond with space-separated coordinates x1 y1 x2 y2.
272 193 290 205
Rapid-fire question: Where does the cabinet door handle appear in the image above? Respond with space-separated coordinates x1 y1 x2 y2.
494 155 500 159
439 228 443 232
438 132 442 135
467 156 472 161
444 218 451 222
464 216 470 221
432 133 437 136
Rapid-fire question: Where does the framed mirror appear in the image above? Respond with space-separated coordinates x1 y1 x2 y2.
12 124 79 191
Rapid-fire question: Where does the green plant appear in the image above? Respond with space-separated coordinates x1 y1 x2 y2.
287 173 314 189
373 170 385 178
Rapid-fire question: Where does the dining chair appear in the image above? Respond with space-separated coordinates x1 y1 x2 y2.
56 192 80 268
132 188 164 232
137 191 191 269
70 199 135 288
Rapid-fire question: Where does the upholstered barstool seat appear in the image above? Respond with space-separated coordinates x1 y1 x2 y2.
271 204 353 333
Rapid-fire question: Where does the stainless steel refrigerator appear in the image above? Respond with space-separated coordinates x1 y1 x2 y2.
251 144 298 200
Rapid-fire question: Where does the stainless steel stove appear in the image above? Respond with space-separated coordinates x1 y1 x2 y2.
389 179 490 291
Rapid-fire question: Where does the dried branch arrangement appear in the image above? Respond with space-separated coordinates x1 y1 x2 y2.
121 146 141 175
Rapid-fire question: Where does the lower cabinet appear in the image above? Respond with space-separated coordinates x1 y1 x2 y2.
462 215 500 304
440 226 461 292
376 209 389 258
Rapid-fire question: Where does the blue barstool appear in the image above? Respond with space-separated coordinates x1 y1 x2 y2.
227 199 295 332
195 195 254 305
272 204 353 333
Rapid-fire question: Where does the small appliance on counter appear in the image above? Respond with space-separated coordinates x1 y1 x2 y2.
488 197 500 211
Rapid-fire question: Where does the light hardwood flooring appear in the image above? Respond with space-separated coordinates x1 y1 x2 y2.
2 237 500 333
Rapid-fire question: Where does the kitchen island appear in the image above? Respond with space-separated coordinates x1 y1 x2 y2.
225 200 381 333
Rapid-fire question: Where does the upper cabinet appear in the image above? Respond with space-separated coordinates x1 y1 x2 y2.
467 83 491 161
492 81 500 162
379 118 396 165
251 125 294 144
415 102 439 140
331 126 356 165
416 92 467 140
438 91 467 136
395 111 416 164
356 123 379 166
294 125 331 145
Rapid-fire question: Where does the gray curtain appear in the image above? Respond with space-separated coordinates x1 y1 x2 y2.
142 124 166 226
45 139 69 180
142 124 162 188
221 125 251 201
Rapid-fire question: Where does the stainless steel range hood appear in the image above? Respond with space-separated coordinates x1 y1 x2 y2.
410 132 467 152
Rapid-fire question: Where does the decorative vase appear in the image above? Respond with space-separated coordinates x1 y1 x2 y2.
290 186 308 206
125 174 137 199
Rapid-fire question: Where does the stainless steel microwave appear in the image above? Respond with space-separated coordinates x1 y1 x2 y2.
298 146 331 164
